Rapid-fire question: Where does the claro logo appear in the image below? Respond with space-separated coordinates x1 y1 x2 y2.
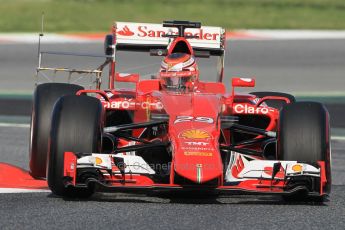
117 25 220 41
233 104 269 114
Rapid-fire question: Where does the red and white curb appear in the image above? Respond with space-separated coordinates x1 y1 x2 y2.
1 30 345 44
0 162 48 194
0 124 48 193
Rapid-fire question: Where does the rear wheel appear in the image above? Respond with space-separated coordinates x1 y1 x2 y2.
250 91 295 110
278 102 331 199
29 83 84 179
47 95 103 198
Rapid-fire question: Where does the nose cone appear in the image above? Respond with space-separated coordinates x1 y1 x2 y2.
174 155 223 184
158 92 224 184
173 129 223 184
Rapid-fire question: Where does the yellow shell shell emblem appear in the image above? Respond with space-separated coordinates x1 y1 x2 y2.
179 129 211 139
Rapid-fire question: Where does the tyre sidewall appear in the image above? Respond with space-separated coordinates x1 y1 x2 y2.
47 95 103 197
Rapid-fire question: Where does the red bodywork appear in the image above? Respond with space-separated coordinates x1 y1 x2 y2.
61 22 328 197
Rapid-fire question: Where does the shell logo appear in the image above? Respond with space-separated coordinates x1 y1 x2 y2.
179 129 211 139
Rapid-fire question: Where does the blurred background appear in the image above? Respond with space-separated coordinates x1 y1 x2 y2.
0 0 345 126
1 0 345 31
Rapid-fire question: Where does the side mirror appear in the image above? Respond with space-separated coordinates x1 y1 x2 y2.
232 77 255 87
115 73 139 83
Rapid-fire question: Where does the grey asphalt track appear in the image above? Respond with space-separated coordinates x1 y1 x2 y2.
0 186 345 230
1 40 345 229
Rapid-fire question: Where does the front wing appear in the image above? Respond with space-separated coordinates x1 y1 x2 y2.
63 152 328 196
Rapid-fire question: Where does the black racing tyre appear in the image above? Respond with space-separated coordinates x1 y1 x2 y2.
47 95 103 198
250 91 296 110
278 102 331 196
29 83 84 179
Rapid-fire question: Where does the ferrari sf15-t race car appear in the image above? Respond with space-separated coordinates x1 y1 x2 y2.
29 21 331 201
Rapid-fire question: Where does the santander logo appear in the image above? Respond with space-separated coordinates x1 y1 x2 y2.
117 25 220 41
117 26 135 36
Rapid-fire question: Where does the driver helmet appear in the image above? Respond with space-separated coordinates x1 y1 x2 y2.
159 53 199 92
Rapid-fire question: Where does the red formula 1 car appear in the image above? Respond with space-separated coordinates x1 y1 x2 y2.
29 21 331 200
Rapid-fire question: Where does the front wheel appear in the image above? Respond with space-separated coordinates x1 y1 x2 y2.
278 102 331 199
47 95 103 198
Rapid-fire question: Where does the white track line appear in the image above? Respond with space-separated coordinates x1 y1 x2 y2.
331 136 345 141
0 123 30 128
0 188 50 193
0 33 99 44
236 30 345 40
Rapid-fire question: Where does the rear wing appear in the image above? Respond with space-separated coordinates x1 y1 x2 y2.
108 21 226 86
113 22 225 56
